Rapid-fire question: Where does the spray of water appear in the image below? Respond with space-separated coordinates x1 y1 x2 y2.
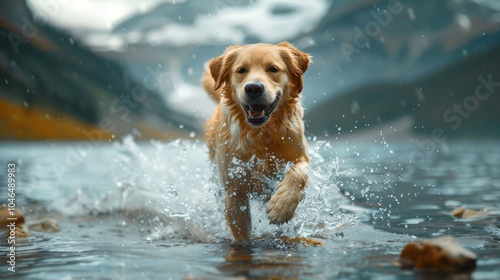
53 136 356 243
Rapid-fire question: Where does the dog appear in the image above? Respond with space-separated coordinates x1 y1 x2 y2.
202 42 310 241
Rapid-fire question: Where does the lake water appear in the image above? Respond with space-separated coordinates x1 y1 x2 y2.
1 136 499 279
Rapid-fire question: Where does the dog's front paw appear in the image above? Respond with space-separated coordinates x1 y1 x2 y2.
266 186 301 224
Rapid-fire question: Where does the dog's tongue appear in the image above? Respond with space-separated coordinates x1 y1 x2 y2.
248 109 265 118
248 104 267 119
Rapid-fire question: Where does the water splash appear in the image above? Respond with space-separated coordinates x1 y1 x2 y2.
51 135 355 243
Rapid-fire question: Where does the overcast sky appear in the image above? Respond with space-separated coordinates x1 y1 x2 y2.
27 0 170 31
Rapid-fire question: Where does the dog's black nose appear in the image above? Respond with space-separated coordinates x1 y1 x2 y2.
244 82 264 99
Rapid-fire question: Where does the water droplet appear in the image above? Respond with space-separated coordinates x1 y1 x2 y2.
169 212 189 218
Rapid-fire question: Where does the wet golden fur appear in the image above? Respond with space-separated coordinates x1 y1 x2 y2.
201 42 310 241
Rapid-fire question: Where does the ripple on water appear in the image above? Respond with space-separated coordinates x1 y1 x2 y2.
1 139 499 279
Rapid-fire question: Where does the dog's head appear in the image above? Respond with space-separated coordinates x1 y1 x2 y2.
209 42 310 127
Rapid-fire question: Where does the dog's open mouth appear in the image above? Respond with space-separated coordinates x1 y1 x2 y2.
243 96 280 126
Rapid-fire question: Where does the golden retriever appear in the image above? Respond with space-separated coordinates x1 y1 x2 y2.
201 42 310 241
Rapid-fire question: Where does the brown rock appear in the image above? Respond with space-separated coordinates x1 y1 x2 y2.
11 225 31 238
1 207 31 238
279 236 324 246
451 206 492 219
400 236 476 272
29 219 60 233
0 207 25 227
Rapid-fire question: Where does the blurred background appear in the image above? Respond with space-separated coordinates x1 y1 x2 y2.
1 0 500 141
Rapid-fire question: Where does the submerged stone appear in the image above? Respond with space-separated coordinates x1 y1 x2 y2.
29 219 61 233
0 207 31 238
0 207 25 226
279 236 324 247
399 236 476 272
451 206 492 219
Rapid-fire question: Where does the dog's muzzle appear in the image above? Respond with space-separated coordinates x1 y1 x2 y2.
241 82 280 126
243 96 280 126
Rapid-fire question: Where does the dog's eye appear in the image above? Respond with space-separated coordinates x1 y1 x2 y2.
269 66 279 73
237 67 247 74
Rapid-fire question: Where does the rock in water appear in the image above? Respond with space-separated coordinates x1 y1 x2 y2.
0 207 25 226
0 207 31 238
450 206 498 219
29 219 61 233
400 236 476 272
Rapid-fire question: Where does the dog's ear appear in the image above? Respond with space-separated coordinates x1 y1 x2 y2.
209 45 240 90
278 42 311 93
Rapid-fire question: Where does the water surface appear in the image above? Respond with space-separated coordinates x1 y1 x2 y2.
1 138 499 279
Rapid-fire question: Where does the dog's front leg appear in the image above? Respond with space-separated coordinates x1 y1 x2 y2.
224 181 252 241
266 159 308 224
